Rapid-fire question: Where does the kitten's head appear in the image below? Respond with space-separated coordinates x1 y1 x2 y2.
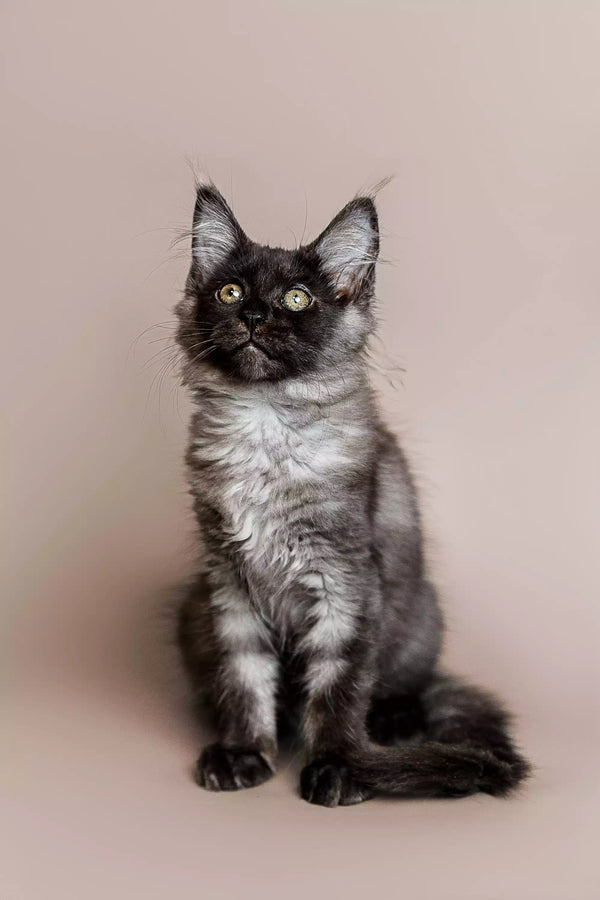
176 184 379 384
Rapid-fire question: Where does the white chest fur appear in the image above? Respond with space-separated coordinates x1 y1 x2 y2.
190 387 367 582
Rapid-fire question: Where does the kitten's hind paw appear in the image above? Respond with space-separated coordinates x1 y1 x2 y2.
300 757 374 807
195 744 274 791
367 694 426 744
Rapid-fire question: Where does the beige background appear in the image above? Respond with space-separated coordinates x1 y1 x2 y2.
3 2 599 898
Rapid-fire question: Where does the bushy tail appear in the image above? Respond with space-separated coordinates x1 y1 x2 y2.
352 673 531 798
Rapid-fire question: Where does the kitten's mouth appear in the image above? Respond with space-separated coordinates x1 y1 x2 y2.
233 339 273 359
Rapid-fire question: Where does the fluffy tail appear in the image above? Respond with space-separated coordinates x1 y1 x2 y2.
352 673 531 798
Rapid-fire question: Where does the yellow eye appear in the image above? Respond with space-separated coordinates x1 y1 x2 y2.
217 283 243 304
282 287 312 312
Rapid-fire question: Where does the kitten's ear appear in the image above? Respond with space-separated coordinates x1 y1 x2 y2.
191 184 245 278
311 197 379 302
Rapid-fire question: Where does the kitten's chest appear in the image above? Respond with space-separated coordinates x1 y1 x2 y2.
190 395 360 572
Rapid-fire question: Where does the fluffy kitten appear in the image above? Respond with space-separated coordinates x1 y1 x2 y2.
175 183 530 807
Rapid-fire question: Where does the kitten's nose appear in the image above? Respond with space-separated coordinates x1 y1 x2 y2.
240 308 267 329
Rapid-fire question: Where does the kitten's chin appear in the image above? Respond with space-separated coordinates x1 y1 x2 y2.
232 342 276 381
196 342 289 383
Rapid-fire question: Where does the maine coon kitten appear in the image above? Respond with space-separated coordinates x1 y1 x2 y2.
175 183 530 807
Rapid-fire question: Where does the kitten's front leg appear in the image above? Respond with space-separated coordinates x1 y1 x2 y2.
196 567 279 792
299 569 377 807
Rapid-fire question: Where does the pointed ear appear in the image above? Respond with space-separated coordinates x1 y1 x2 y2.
191 184 245 278
311 197 379 301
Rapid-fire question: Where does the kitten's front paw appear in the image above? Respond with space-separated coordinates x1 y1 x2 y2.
300 757 373 807
195 744 274 791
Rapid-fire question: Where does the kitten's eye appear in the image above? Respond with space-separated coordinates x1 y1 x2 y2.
282 287 312 312
217 283 244 304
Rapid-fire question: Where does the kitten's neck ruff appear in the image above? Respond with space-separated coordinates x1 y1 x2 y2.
189 356 372 411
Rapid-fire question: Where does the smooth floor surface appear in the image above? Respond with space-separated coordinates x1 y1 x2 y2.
3 3 599 898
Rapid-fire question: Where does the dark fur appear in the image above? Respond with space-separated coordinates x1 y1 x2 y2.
174 183 531 806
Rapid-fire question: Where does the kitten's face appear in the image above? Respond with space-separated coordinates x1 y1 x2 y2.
176 186 379 384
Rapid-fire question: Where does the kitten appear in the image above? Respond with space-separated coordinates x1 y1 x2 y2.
175 183 530 807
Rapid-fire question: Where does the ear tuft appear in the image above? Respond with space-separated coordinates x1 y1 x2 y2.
191 184 244 277
311 197 379 301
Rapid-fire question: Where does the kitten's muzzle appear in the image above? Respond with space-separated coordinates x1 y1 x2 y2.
235 306 272 356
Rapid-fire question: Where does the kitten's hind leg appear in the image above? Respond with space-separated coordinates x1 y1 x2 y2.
366 693 426 745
